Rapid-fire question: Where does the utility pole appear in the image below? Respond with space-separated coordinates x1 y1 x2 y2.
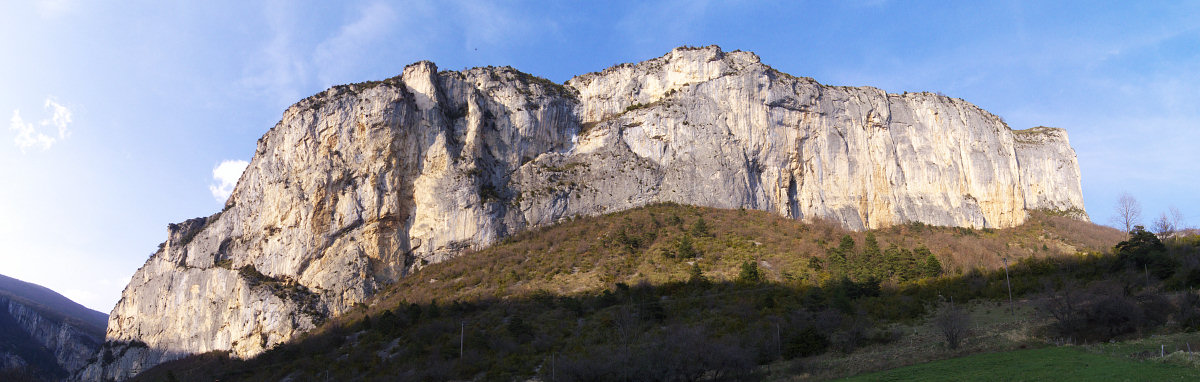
1003 257 1014 317
460 321 465 358
775 321 781 360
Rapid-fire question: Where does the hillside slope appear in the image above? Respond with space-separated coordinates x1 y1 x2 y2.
128 204 1125 381
0 274 107 381
85 45 1088 380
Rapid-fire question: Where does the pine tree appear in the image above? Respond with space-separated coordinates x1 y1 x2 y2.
863 232 882 279
675 235 699 258
899 247 920 282
838 235 856 257
738 261 762 283
918 246 942 278
835 235 858 279
883 244 903 280
690 217 713 237
688 262 707 284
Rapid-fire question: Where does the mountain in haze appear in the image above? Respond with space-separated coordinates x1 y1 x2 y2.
81 45 1087 380
0 274 107 381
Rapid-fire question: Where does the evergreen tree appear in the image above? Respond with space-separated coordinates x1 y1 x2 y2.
828 248 848 279
426 301 441 318
898 247 922 282
688 263 707 284
863 232 882 279
917 246 942 278
835 235 858 279
675 234 699 258
882 244 903 280
838 235 856 257
738 261 762 283
690 217 713 237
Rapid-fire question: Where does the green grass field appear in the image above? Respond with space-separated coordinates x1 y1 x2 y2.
838 346 1199 381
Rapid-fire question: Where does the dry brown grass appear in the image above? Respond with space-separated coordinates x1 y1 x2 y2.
364 204 1123 318
875 211 1124 273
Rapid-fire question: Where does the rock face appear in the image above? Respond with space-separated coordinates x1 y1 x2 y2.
84 46 1087 380
0 274 107 381
1013 126 1088 220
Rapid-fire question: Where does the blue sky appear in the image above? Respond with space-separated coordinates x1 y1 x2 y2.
2 1 1197 313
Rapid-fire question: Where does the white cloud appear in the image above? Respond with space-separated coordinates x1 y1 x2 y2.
9 97 72 153
208 160 249 202
45 98 72 137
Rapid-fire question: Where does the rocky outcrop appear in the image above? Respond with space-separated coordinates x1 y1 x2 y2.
1014 126 1088 219
0 275 106 381
85 46 1087 380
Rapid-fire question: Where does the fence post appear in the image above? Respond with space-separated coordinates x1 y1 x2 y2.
1003 257 1014 317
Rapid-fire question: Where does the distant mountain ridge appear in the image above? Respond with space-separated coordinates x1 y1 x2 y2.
0 274 107 381
82 45 1088 380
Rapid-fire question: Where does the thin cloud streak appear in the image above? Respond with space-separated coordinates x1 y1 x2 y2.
313 1 398 87
240 0 309 109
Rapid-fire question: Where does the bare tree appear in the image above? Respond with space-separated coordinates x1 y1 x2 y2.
1152 211 1176 239
1170 206 1187 231
1113 193 1142 233
933 302 970 350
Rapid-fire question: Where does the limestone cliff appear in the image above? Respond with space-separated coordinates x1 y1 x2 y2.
1013 126 1088 219
83 46 1086 380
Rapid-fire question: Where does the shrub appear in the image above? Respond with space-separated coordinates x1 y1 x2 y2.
506 316 533 343
782 326 829 359
1176 292 1200 331
238 265 268 283
1039 283 1171 343
932 303 969 349
624 102 649 112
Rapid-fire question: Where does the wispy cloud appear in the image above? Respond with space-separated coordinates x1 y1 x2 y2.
209 160 249 202
240 0 310 108
313 2 398 87
9 97 72 153
36 0 75 18
453 1 532 49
